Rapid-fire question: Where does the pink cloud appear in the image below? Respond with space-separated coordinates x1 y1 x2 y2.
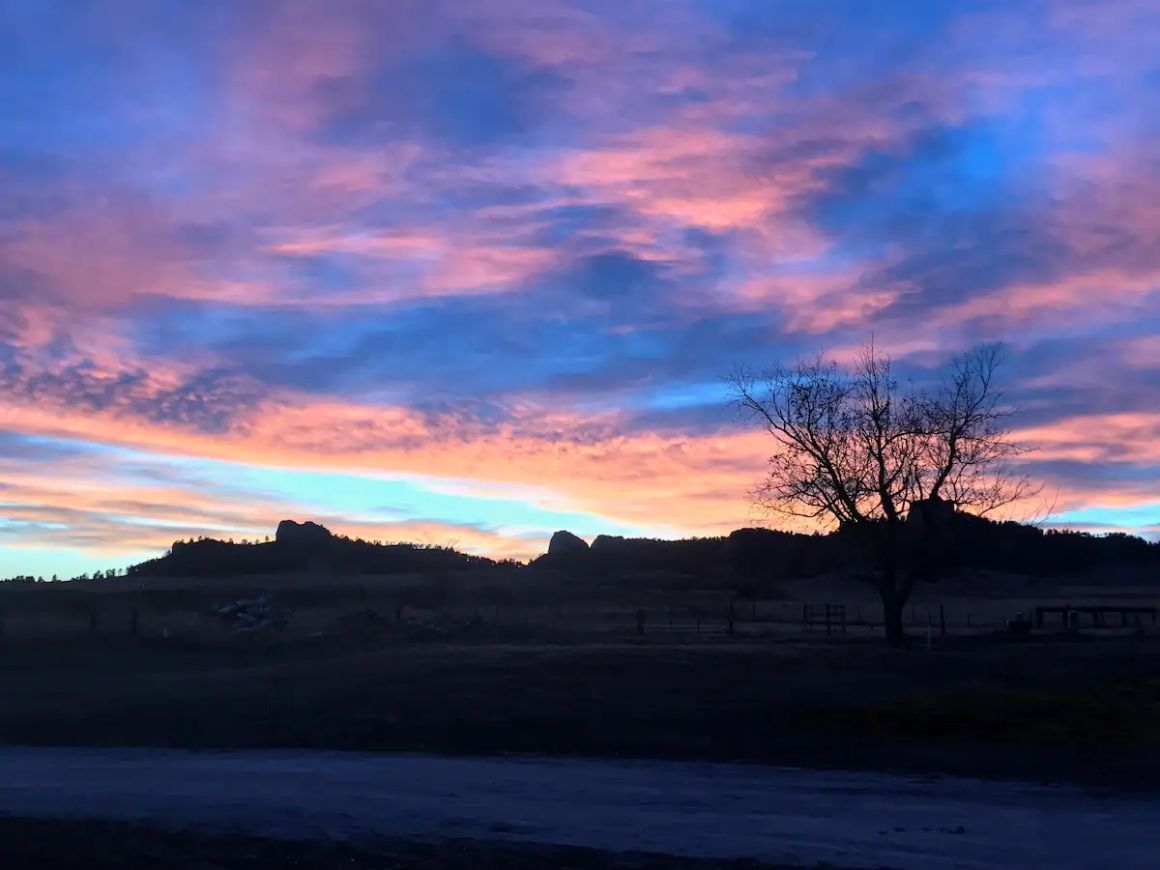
2 0 1157 569
1012 412 1160 466
1 347 1150 551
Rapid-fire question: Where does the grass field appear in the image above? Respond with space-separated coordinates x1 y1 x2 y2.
1 568 1158 796
0 619 1157 786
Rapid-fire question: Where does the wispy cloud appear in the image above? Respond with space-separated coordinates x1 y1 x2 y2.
0 0 1156 572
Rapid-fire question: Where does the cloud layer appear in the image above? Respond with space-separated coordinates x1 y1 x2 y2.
1 0 1157 574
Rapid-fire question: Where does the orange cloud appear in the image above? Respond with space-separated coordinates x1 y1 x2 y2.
1012 412 1160 466
0 443 548 562
5 357 1152 554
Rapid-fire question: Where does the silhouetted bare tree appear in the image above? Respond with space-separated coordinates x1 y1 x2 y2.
729 342 1034 645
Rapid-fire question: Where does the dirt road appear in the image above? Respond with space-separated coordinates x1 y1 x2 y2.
0 747 1156 868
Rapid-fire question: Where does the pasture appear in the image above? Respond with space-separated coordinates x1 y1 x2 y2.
1 568 1158 787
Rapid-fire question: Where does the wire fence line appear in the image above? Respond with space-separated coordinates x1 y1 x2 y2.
1 592 1155 645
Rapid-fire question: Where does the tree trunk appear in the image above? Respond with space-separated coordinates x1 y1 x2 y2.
876 536 907 646
881 591 906 646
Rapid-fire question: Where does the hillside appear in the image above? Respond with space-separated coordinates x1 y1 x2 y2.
126 520 495 578
123 512 1160 583
534 513 1160 582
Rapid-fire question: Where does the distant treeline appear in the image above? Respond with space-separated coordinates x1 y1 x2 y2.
124 520 497 578
6 513 1156 585
935 517 1160 576
1 570 121 584
534 517 1160 585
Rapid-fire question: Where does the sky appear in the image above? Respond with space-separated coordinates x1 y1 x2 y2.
0 0 1158 577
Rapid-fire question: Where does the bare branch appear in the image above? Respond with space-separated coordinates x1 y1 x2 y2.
727 340 1037 640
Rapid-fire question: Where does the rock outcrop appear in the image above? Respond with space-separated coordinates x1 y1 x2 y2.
127 520 495 578
907 495 956 529
590 534 627 553
548 530 589 557
275 519 333 547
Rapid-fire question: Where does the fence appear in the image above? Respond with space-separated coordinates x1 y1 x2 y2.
802 603 846 635
1 591 1156 646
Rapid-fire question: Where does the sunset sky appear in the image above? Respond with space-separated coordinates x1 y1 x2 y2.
1 0 1157 577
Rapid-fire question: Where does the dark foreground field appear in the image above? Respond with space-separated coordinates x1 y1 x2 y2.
0 819 781 870
1 632 1158 786
2 630 1159 868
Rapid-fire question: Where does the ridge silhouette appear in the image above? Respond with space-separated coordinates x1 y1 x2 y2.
121 516 1159 580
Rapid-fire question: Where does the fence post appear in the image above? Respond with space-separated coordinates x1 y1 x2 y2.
728 602 735 637
636 608 646 636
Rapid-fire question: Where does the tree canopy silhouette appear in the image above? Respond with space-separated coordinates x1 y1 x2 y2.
729 342 1035 645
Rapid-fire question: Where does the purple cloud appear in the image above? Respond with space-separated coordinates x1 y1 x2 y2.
0 0 1157 571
